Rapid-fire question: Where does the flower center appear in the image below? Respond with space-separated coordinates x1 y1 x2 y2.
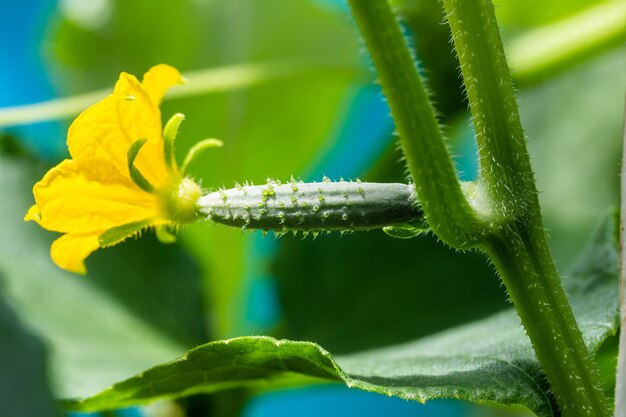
161 177 203 224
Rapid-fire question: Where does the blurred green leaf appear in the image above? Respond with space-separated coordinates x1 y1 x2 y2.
0 152 205 399
521 49 624 267
46 0 361 337
273 231 508 354
0 275 60 417
48 0 201 93
86 236 207 347
64 213 619 417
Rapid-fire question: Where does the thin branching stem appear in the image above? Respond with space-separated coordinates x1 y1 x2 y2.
0 60 359 128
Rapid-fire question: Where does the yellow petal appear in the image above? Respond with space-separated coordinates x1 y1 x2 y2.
141 64 184 106
31 159 162 234
67 72 168 187
51 234 100 274
24 205 41 222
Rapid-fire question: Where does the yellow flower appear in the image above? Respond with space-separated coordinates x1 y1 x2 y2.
25 64 207 274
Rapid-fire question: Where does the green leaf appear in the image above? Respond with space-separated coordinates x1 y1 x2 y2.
274 231 508 354
520 49 625 266
63 336 343 411
0 153 206 399
64 214 619 416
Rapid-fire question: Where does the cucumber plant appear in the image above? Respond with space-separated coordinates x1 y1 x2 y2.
1 0 622 416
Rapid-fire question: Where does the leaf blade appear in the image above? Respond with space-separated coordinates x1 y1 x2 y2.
63 214 619 417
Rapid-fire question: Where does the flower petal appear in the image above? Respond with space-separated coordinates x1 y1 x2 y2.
67 72 168 187
30 159 161 234
24 204 41 222
50 234 100 274
141 64 184 106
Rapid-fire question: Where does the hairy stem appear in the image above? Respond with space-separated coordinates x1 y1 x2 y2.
442 0 611 415
347 0 484 249
442 0 535 220
347 0 611 414
485 223 611 417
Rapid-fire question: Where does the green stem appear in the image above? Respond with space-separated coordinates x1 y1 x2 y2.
348 0 611 414
0 60 359 128
484 222 611 417
347 0 484 249
508 0 626 86
442 0 611 415
442 0 535 220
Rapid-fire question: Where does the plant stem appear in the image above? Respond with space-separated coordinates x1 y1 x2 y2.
347 0 484 249
442 0 535 221
348 0 612 414
484 223 611 417
0 60 359 128
441 0 610 415
508 0 626 86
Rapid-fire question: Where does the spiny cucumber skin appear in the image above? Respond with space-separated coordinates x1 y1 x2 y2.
198 181 421 232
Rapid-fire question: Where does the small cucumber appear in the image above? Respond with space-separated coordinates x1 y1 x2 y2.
198 179 423 233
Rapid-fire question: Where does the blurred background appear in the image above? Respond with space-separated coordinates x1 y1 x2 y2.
0 0 623 416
